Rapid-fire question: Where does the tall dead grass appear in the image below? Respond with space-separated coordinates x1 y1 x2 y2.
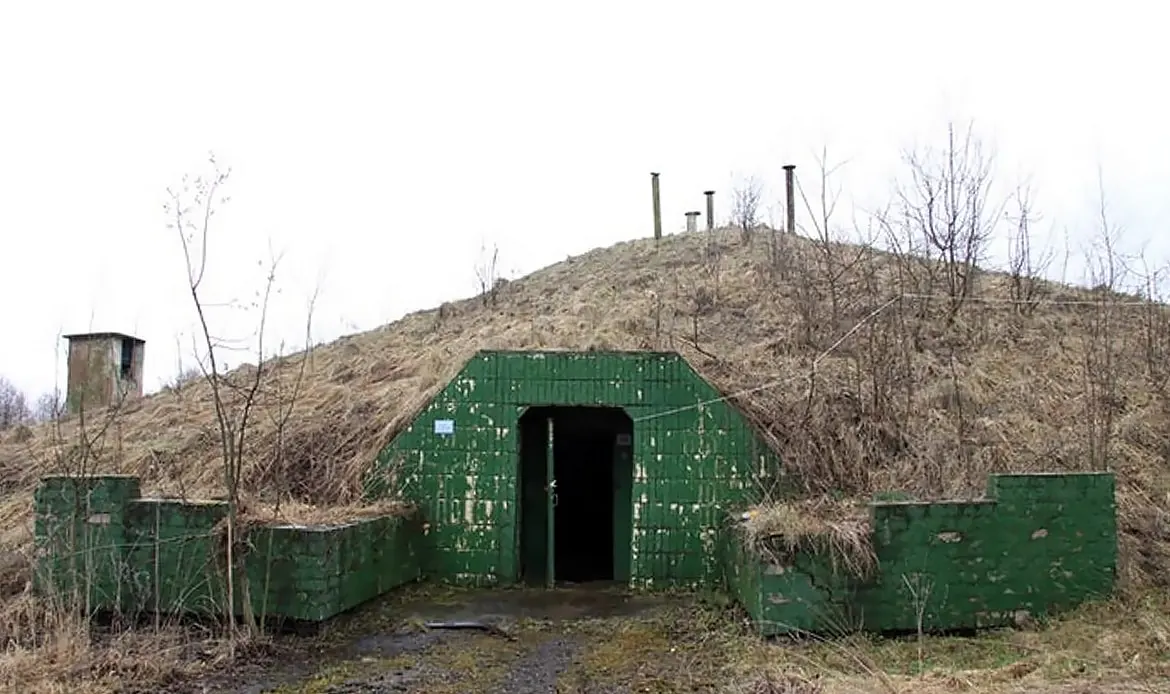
0 590 222 694
739 499 877 578
2 227 1169 691
2 229 1168 590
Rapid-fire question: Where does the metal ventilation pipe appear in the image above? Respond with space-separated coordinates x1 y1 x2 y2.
783 165 796 235
651 172 663 240
703 190 715 232
685 211 701 233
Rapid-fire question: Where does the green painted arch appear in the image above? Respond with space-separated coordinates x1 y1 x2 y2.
368 349 783 587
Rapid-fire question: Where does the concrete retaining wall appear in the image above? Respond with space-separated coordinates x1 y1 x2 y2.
33 475 421 623
721 472 1118 636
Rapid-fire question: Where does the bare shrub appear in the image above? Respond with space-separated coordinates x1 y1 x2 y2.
1135 255 1170 397
475 241 501 307
1006 184 1054 316
766 215 794 282
1081 173 1128 470
731 174 763 243
700 232 724 306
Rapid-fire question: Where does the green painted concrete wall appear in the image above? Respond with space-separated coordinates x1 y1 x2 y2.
34 475 422 622
723 472 1118 636
33 474 143 613
370 350 781 588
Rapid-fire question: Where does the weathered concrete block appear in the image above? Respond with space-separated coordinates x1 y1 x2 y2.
724 472 1118 636
33 475 424 623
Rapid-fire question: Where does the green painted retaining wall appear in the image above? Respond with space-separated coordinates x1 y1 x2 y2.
722 472 1118 636
34 475 422 622
370 350 783 588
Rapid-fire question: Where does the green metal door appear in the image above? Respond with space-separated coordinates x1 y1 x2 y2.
613 431 633 583
545 416 556 589
519 410 550 586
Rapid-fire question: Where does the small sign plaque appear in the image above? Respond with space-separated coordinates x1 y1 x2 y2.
434 419 455 435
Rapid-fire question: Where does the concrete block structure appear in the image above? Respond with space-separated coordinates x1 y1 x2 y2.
31 348 1119 632
64 332 145 414
368 350 784 588
721 472 1118 635
33 474 422 623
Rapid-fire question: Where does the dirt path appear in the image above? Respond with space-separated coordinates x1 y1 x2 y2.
315 585 668 693
182 583 689 694
174 584 1170 694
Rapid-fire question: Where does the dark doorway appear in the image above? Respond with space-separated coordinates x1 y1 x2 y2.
518 406 633 587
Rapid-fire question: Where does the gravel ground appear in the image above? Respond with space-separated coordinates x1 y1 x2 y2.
487 637 580 694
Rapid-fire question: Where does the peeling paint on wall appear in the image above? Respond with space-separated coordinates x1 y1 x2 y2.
724 472 1117 635
370 350 781 587
34 475 421 622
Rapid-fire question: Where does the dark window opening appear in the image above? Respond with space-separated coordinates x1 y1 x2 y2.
518 405 634 586
119 339 135 380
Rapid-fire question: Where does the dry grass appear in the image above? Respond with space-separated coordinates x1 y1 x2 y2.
0 592 222 694
302 584 1170 694
2 227 1170 690
739 499 877 578
235 496 414 528
2 228 1169 582
716 589 1170 693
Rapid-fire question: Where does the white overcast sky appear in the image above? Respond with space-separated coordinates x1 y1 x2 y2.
1 1 1166 400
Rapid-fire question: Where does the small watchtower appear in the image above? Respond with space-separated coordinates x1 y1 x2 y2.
64 332 145 414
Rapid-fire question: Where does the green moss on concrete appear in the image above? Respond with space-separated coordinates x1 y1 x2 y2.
34 475 422 623
723 472 1118 635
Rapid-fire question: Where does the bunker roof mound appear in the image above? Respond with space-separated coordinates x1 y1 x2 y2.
2 228 1168 591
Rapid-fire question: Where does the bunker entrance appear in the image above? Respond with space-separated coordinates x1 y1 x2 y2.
518 406 634 587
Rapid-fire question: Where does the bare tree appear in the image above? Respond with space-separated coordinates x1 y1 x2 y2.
1005 184 1053 316
250 288 316 630
256 288 318 503
731 174 763 243
881 121 1002 323
1136 253 1170 399
796 147 875 336
163 333 204 397
1082 169 1128 470
0 377 30 429
163 154 275 646
474 241 501 307
32 390 64 423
